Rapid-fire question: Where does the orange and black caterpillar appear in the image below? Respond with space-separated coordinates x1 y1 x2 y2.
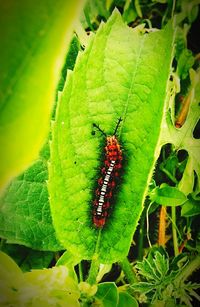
92 118 123 228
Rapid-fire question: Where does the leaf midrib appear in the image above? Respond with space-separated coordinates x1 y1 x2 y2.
120 36 146 136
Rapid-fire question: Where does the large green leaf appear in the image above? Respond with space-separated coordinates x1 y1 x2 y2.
160 68 200 196
0 0 82 188
0 143 62 251
49 10 174 263
0 35 80 251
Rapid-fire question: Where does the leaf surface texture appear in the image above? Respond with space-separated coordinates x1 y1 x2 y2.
49 10 174 263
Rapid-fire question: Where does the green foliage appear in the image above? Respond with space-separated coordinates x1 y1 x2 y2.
118 291 138 307
131 249 200 306
159 68 200 197
150 184 187 206
57 35 81 93
49 9 174 263
94 282 118 307
0 35 80 251
0 143 62 251
0 1 200 306
0 0 82 189
88 282 138 307
176 0 200 24
0 251 80 306
1 243 54 272
181 198 200 217
177 49 195 79
56 250 82 267
174 26 187 60
80 0 110 31
123 1 138 24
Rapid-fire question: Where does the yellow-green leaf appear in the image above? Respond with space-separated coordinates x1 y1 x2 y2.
0 0 83 188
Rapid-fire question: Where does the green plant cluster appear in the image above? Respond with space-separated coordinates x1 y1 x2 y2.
131 248 200 306
0 0 200 306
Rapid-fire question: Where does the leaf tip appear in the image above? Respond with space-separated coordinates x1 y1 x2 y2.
108 7 123 24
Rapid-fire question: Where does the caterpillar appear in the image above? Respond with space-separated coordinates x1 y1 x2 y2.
92 118 123 228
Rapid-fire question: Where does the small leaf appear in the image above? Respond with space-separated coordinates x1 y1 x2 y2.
95 282 118 307
150 185 187 206
181 0 199 23
134 0 142 18
123 1 137 23
181 198 200 217
136 259 160 282
177 49 195 79
188 5 199 23
153 251 169 278
56 250 81 267
160 154 179 177
118 292 138 307
170 253 188 273
96 264 112 283
81 0 109 29
175 27 187 60
178 156 194 195
131 282 156 294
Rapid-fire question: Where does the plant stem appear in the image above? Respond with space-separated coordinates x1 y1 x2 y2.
84 7 95 32
158 206 167 247
120 257 138 284
86 229 103 285
171 206 179 256
171 0 176 19
160 165 178 184
138 210 145 260
0 239 5 250
175 90 192 128
176 255 200 283
86 254 100 285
